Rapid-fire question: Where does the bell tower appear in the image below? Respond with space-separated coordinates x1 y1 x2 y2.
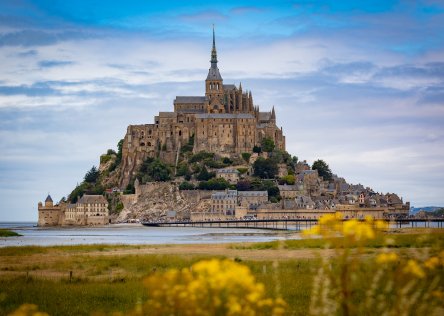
205 25 224 113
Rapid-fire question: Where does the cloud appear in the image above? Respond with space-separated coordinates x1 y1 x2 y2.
16 49 38 57
230 6 266 15
178 10 228 23
38 59 75 68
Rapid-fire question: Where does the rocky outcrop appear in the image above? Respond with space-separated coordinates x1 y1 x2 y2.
116 182 212 222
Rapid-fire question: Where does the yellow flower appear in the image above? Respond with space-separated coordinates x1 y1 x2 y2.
424 257 440 270
141 259 286 315
376 252 399 264
8 304 49 316
375 220 388 230
403 259 425 278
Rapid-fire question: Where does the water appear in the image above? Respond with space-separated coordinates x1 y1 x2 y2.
0 222 297 247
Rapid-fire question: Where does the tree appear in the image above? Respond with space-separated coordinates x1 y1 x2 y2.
253 157 278 179
241 152 251 163
196 166 215 181
252 145 262 153
281 174 295 185
179 181 195 190
312 159 333 181
261 137 275 153
84 166 100 183
138 158 171 182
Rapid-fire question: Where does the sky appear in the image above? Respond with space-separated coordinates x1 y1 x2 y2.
0 0 443 221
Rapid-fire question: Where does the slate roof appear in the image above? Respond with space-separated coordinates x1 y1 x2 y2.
174 96 206 104
206 66 223 80
45 195 53 202
223 84 236 90
78 195 108 204
258 112 271 121
217 169 240 174
195 113 255 119
238 191 268 197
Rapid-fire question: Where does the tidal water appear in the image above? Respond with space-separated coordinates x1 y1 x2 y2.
0 222 296 247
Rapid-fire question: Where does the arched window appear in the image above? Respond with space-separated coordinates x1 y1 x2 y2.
148 142 151 146
179 130 182 136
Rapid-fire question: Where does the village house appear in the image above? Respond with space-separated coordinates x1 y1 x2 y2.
216 168 240 184
38 194 109 226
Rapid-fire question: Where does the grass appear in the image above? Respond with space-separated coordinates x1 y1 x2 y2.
0 257 317 316
0 229 21 237
0 230 442 315
231 230 444 250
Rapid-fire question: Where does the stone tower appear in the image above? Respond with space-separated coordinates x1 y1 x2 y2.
38 194 61 226
205 26 224 113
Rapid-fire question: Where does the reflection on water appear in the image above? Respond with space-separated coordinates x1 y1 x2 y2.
0 222 296 247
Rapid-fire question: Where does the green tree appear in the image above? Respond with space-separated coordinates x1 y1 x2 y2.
281 174 295 185
84 166 100 183
196 166 215 181
198 178 229 190
253 157 278 179
138 158 171 182
241 152 251 163
312 159 333 181
179 181 195 190
252 145 262 153
261 137 275 153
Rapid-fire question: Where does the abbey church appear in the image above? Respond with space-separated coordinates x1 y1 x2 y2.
121 29 286 187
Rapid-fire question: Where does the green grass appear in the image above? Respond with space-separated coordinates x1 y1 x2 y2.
0 229 21 237
0 258 318 316
231 232 444 250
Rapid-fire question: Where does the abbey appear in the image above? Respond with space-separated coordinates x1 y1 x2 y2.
121 29 285 187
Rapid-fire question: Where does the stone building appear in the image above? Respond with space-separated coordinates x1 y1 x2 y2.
120 28 285 187
38 194 109 226
237 191 268 209
216 168 240 183
211 190 237 216
38 195 62 226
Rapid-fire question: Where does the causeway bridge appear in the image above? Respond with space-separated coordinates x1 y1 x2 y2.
142 218 444 231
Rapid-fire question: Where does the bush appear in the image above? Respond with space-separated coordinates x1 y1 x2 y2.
179 181 195 190
241 152 251 163
253 145 262 153
253 157 278 179
196 166 215 181
137 158 171 182
198 178 229 190
189 151 215 163
261 137 275 152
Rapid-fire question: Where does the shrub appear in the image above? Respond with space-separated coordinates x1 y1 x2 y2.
139 259 286 315
189 151 215 163
241 152 251 163
179 181 195 190
253 157 278 179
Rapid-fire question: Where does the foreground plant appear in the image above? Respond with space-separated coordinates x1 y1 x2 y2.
132 259 286 316
304 213 444 316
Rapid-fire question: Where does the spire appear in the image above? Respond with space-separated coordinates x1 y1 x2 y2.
211 24 217 65
206 25 222 81
271 106 276 120
239 82 242 90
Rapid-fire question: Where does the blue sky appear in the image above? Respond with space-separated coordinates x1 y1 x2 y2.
0 0 443 221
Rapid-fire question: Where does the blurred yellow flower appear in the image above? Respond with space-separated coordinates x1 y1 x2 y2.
403 259 425 278
8 304 49 316
140 259 286 316
424 257 440 270
376 252 399 264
